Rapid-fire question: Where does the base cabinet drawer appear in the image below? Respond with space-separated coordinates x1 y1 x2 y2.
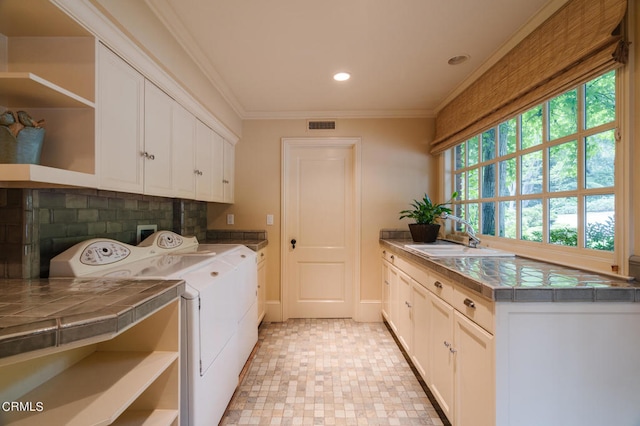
452 285 494 334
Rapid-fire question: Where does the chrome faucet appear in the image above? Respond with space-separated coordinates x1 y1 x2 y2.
441 212 481 248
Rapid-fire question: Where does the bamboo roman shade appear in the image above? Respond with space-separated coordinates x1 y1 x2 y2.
431 0 628 154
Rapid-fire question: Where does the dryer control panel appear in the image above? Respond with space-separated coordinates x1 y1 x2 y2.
50 231 200 277
80 241 131 265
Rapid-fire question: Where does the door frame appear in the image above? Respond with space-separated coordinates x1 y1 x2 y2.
281 137 362 321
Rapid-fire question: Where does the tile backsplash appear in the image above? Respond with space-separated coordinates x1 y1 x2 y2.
0 188 208 279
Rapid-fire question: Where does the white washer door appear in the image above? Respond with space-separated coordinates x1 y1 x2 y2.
182 259 237 376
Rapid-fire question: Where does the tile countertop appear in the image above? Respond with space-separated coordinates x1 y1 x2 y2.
380 239 640 303
0 278 185 359
204 229 269 252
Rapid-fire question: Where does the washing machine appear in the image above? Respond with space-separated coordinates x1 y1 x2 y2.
49 231 258 425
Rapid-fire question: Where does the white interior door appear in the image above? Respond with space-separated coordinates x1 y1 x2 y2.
283 138 359 319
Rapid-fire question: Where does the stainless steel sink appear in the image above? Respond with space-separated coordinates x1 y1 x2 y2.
404 243 514 258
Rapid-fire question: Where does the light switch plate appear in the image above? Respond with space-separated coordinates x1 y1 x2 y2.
267 214 274 225
227 214 235 225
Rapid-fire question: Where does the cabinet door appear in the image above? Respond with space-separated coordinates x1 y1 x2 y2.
411 281 430 382
210 131 225 202
195 120 214 201
97 45 144 193
381 260 391 321
397 271 413 354
454 311 495 426
172 102 196 198
223 139 235 203
428 291 455 422
387 263 400 334
143 81 173 196
257 249 267 324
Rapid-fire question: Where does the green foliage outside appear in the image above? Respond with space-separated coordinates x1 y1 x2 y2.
453 70 617 252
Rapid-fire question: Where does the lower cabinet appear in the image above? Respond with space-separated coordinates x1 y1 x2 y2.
396 270 413 353
382 248 494 426
383 245 640 426
410 281 430 381
428 291 456 420
257 247 267 324
453 311 494 426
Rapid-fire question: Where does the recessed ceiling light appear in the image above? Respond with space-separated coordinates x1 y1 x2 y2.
333 72 351 81
447 55 470 65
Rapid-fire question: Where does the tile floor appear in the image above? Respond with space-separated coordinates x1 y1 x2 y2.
220 319 448 425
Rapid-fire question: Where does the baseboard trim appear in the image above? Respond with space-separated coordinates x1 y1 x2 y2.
265 301 282 322
357 300 382 322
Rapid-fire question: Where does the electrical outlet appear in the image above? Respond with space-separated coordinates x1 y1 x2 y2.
227 214 234 225
136 224 157 243
267 214 274 225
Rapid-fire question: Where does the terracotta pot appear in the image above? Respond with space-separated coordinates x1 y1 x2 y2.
408 223 440 243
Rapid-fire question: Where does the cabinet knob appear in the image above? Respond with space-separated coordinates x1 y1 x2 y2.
390 255 395 260
194 169 203 176
444 341 451 348
463 298 476 309
434 281 443 289
449 347 457 354
141 151 155 160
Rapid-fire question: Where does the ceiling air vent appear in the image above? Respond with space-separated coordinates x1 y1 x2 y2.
307 120 336 131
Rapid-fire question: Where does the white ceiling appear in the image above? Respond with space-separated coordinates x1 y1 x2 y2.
145 0 562 120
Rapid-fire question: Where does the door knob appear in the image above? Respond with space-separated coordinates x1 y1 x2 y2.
291 239 297 249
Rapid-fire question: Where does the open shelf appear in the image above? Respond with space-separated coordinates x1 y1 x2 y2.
3 351 178 426
0 164 97 188
111 409 179 426
0 73 95 109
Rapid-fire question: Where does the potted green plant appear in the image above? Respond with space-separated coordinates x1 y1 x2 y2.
399 192 458 242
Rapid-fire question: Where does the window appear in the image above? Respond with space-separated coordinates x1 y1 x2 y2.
449 71 617 257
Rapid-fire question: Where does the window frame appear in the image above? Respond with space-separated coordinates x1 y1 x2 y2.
442 69 628 275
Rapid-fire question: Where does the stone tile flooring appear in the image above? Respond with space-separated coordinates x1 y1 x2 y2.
220 319 448 425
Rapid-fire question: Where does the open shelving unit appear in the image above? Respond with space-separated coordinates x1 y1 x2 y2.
0 300 180 426
0 0 97 188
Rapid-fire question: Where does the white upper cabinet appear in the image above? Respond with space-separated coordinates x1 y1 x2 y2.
172 102 197 199
202 128 235 203
1 1 237 201
195 119 215 201
143 81 173 196
223 139 235 203
96 44 144 193
210 130 225 202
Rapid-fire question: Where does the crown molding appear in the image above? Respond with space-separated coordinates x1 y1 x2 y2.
242 109 436 120
53 0 239 142
143 0 247 120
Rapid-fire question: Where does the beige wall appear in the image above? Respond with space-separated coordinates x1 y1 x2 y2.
208 118 437 317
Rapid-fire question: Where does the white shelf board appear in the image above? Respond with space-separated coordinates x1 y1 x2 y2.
4 351 178 426
0 73 95 108
111 409 179 426
0 164 97 188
